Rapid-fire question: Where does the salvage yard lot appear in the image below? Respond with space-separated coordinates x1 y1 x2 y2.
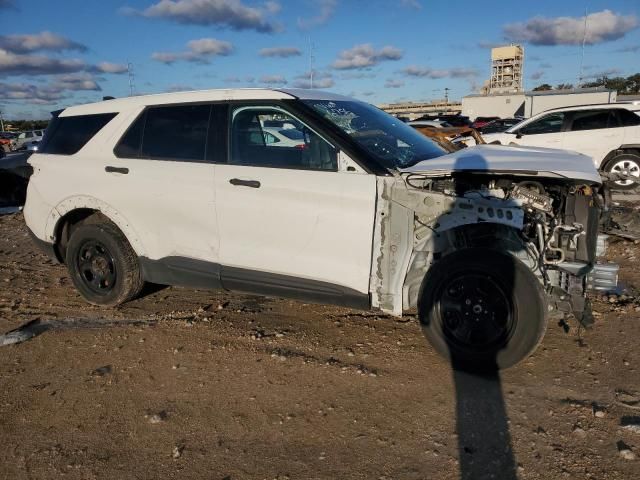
0 211 639 480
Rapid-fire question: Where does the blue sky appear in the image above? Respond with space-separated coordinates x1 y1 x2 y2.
0 0 638 119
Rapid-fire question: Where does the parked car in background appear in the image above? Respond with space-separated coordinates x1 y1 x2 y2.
478 118 522 134
482 104 640 189
25 141 40 152
262 127 305 147
471 116 500 129
407 120 453 128
14 130 44 150
415 114 472 127
24 88 610 370
0 132 17 152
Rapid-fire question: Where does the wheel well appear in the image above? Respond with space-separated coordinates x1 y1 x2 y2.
601 148 640 170
54 209 110 262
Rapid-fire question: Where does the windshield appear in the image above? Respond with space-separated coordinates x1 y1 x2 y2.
303 99 447 169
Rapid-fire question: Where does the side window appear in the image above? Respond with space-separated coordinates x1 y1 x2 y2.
230 107 337 170
519 113 565 135
39 113 118 155
114 111 145 158
141 104 210 161
263 132 280 144
618 109 640 127
569 110 615 131
25 132 33 138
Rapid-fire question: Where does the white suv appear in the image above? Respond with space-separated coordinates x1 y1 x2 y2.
25 88 611 370
482 103 640 189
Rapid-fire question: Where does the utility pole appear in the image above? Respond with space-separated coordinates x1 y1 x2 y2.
308 37 315 89
127 62 136 97
578 7 588 87
444 88 450 105
0 110 4 132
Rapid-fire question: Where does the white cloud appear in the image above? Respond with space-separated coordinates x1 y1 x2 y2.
384 78 404 88
94 62 128 74
0 31 87 53
504 10 638 46
126 0 281 33
292 71 334 89
401 65 479 79
297 0 336 30
259 46 302 58
332 44 403 70
259 74 287 85
152 38 234 64
0 49 86 76
529 70 545 80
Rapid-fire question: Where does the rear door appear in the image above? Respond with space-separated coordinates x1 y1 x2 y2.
562 109 624 166
101 103 222 274
214 103 377 304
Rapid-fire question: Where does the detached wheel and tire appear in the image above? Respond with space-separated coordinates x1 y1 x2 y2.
603 154 640 191
419 248 547 371
66 221 144 307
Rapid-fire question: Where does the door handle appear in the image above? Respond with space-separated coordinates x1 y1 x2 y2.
229 178 260 188
105 166 129 174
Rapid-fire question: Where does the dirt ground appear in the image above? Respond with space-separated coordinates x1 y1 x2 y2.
0 212 639 480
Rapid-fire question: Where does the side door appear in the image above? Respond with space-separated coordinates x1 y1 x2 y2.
510 112 567 149
617 108 640 145
562 109 624 167
214 103 377 306
98 103 223 286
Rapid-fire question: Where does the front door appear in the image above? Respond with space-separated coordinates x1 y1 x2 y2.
511 111 567 150
214 104 377 303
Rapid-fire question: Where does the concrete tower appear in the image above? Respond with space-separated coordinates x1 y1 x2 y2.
489 45 524 94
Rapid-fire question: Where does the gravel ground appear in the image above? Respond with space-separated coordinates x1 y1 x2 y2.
0 212 639 480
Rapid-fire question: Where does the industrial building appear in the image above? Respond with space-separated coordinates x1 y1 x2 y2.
462 87 617 121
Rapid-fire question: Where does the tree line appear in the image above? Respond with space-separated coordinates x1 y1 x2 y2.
532 73 640 94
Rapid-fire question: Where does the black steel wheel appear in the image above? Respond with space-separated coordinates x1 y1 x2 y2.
66 220 144 306
419 248 547 371
76 240 117 295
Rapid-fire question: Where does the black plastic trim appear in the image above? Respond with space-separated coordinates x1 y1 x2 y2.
139 256 370 309
27 227 59 263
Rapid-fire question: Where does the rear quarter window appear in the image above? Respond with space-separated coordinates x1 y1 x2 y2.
39 113 117 155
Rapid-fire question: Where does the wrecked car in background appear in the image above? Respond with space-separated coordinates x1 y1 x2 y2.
0 152 31 207
23 89 612 370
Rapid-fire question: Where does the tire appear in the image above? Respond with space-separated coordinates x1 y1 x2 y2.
603 153 640 191
66 221 144 307
418 248 547 371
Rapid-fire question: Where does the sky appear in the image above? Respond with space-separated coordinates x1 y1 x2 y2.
0 0 639 119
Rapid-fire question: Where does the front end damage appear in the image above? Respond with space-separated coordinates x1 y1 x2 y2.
371 154 613 327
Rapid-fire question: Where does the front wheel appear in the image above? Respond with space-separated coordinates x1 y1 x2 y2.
603 154 640 191
418 248 547 371
66 221 144 307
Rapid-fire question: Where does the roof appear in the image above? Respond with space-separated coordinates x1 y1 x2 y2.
60 88 355 117
543 103 636 113
464 87 616 99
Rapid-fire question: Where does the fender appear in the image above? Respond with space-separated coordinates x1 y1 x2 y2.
45 195 147 257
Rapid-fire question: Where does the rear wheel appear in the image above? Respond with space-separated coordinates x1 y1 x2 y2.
66 221 144 306
603 153 640 190
419 248 547 371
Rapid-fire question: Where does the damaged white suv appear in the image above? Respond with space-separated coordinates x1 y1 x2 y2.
25 89 612 370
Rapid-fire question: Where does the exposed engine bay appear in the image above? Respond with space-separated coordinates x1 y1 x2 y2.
371 170 612 326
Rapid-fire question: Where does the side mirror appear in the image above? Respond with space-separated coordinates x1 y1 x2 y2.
515 132 523 139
